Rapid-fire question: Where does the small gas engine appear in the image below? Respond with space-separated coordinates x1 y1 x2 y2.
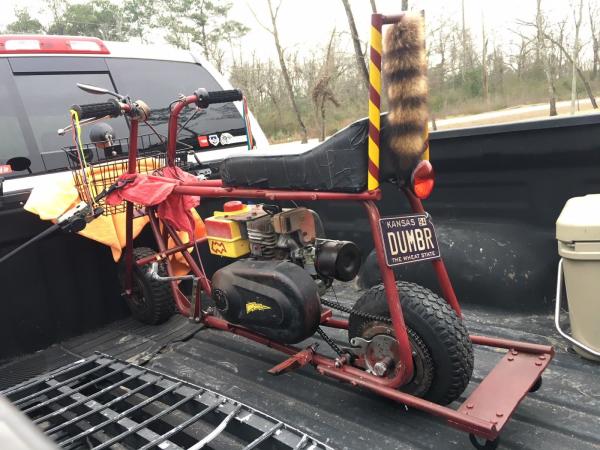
206 201 361 343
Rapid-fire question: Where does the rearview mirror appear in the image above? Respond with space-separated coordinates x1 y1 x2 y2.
77 83 122 99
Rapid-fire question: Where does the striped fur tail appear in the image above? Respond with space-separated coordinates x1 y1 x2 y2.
383 13 428 170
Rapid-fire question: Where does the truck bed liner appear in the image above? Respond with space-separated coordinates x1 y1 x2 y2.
1 287 598 450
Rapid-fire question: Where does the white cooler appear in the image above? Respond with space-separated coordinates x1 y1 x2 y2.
556 194 600 361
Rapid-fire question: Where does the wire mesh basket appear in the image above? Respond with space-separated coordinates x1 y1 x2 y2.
53 133 192 216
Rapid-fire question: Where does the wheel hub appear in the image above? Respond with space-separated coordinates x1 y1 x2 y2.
351 322 434 397
364 334 400 376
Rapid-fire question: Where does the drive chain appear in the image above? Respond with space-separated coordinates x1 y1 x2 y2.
316 327 346 357
321 298 392 324
317 298 393 358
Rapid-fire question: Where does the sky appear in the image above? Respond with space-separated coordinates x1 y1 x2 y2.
0 0 583 63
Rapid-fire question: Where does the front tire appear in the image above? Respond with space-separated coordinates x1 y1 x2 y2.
119 247 174 325
348 282 474 405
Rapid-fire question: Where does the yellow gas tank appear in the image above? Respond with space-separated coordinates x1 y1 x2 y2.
205 201 251 258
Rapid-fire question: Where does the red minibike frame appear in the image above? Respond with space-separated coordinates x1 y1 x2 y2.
120 14 553 443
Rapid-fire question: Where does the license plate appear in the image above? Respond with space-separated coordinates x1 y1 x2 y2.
379 213 441 267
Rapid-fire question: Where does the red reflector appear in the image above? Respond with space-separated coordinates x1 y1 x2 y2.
198 135 209 148
412 160 435 199
0 165 12 174
0 35 109 54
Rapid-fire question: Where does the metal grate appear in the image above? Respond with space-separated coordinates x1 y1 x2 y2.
1 353 332 450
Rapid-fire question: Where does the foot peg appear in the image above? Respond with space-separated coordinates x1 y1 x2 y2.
268 344 318 375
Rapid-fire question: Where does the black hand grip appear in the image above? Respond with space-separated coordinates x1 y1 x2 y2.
71 99 122 120
195 88 243 108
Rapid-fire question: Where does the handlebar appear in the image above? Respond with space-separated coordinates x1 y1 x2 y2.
71 99 123 120
195 88 243 108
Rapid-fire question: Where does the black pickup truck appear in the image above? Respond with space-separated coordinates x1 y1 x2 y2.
1 109 599 449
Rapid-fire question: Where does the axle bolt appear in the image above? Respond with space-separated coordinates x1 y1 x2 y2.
373 357 394 377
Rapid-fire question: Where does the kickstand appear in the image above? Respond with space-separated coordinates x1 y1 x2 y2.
268 343 319 375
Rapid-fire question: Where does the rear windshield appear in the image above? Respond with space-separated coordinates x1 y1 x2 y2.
13 72 129 172
0 56 246 176
106 59 246 142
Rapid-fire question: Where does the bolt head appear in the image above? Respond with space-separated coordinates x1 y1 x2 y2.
535 361 542 366
373 361 388 377
496 412 504 418
466 403 474 409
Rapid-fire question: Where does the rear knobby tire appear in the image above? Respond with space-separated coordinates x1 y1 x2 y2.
348 281 474 405
119 247 174 325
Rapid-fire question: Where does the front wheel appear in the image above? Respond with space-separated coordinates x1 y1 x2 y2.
119 247 174 325
348 281 474 405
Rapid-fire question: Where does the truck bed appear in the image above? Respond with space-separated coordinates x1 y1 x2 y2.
1 286 598 450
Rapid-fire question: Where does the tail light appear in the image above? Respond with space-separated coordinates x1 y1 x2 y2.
0 35 109 54
411 160 435 199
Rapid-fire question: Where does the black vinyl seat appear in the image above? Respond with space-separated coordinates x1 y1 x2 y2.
220 118 371 193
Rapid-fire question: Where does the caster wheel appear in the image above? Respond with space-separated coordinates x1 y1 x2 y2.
469 434 500 450
529 376 542 393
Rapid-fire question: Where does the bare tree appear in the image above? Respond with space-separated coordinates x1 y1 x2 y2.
312 31 340 141
429 19 450 84
554 20 567 75
492 46 506 99
461 0 467 79
340 0 369 91
535 0 558 116
458 0 475 79
482 12 489 105
370 0 377 13
589 1 600 79
571 0 583 114
251 0 308 143
544 32 598 109
511 33 533 79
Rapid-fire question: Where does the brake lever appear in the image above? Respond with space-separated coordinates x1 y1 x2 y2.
58 117 106 135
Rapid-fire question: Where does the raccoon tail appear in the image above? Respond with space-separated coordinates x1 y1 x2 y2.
383 13 428 170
